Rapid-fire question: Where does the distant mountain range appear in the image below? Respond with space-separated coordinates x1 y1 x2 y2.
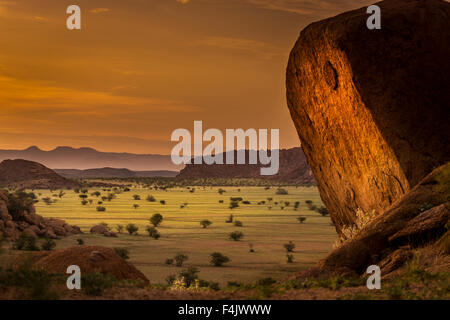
0 146 315 184
0 146 183 171
54 168 178 179
177 147 316 184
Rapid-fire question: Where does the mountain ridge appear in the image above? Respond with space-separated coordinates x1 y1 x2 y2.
0 146 182 171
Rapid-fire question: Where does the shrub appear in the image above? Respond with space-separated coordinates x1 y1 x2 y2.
146 226 161 239
229 201 239 209
146 195 156 202
76 238 84 245
249 243 255 253
126 223 139 235
230 197 243 202
165 258 174 265
316 206 329 216
200 220 212 229
81 200 88 206
150 213 163 227
275 188 288 195
114 248 130 260
305 200 313 205
96 206 106 212
229 231 244 241
210 252 230 267
284 241 295 252
225 214 234 223
234 220 243 227
178 266 199 287
287 254 294 263
82 273 117 296
174 253 188 267
13 234 39 251
133 204 140 209
133 195 141 200
41 239 56 251
0 267 60 300
297 217 306 224
91 191 101 197
42 197 53 205
116 225 124 233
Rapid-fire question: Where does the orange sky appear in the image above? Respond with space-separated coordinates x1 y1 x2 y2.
0 0 373 154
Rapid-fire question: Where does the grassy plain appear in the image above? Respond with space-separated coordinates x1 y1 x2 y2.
33 185 337 285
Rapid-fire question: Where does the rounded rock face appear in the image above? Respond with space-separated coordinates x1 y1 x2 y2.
286 0 450 234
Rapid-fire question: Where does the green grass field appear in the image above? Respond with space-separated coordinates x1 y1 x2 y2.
33 185 337 285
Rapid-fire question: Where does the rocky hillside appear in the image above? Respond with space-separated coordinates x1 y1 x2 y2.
286 0 449 234
0 159 79 189
0 190 81 240
176 147 316 185
286 0 449 276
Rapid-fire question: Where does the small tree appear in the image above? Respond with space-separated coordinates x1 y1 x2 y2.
229 201 239 209
116 225 124 233
287 254 294 263
160 200 166 205
133 195 141 201
297 217 306 224
210 252 230 267
150 213 163 227
229 231 244 241
174 253 188 267
91 191 101 197
200 220 212 229
146 226 161 239
126 223 139 235
225 214 234 223
234 220 243 227
77 238 85 245
316 206 329 216
146 195 156 202
133 204 140 210
275 188 288 195
284 241 295 252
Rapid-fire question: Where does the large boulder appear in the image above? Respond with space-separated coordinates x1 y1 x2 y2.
33 246 149 285
314 164 449 275
286 0 450 234
90 225 117 237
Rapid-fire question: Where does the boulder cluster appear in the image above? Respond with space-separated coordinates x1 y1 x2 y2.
0 190 81 240
90 224 117 237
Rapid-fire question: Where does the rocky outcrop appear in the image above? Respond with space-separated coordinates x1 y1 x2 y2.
0 190 81 240
0 159 79 189
32 246 149 285
91 225 117 237
314 163 449 276
177 148 316 185
286 0 450 234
